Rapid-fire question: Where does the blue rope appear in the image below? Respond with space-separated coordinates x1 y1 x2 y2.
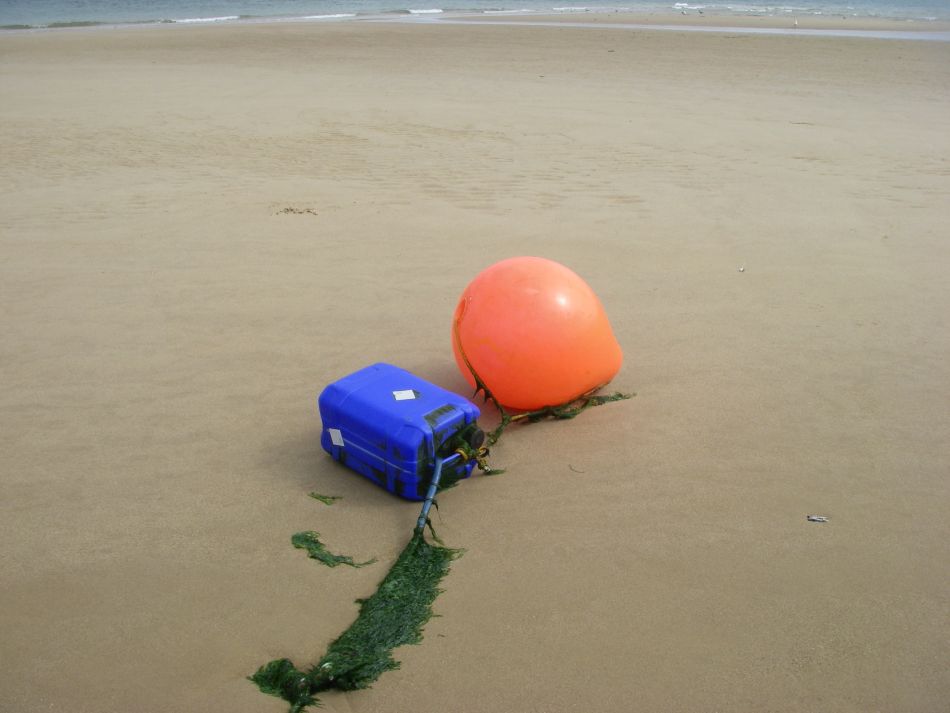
415 456 445 533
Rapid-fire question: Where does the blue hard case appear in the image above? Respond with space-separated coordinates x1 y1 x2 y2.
318 363 481 500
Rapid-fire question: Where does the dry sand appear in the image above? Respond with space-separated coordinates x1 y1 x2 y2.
2 17 949 713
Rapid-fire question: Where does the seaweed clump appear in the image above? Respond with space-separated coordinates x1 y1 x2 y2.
308 492 341 505
251 531 460 711
291 531 376 569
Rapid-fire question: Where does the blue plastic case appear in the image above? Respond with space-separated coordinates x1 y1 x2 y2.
318 363 481 500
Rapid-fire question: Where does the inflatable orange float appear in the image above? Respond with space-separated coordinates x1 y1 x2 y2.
452 256 622 410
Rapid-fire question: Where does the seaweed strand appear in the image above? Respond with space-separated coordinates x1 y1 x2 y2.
308 492 342 506
251 531 460 711
291 531 376 568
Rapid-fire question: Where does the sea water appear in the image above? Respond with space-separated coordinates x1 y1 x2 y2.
2 0 948 29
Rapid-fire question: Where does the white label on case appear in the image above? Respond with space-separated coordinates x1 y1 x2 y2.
393 389 417 401
328 428 344 447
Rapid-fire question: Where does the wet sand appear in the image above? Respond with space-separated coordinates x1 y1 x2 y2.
1 18 949 713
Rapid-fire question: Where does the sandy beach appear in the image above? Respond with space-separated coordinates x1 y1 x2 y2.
2 17 949 713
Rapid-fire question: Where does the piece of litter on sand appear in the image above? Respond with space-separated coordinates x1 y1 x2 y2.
738 266 746 272
806 515 829 522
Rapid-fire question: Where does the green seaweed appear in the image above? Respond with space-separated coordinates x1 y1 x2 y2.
486 390 633 444
291 532 376 569
251 531 460 712
308 492 342 506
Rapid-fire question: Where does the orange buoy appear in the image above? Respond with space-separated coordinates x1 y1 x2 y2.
452 256 622 410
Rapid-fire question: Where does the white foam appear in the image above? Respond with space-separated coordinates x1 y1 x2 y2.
551 6 625 11
174 16 239 23
301 14 357 19
403 15 950 41
725 4 811 12
408 8 444 13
